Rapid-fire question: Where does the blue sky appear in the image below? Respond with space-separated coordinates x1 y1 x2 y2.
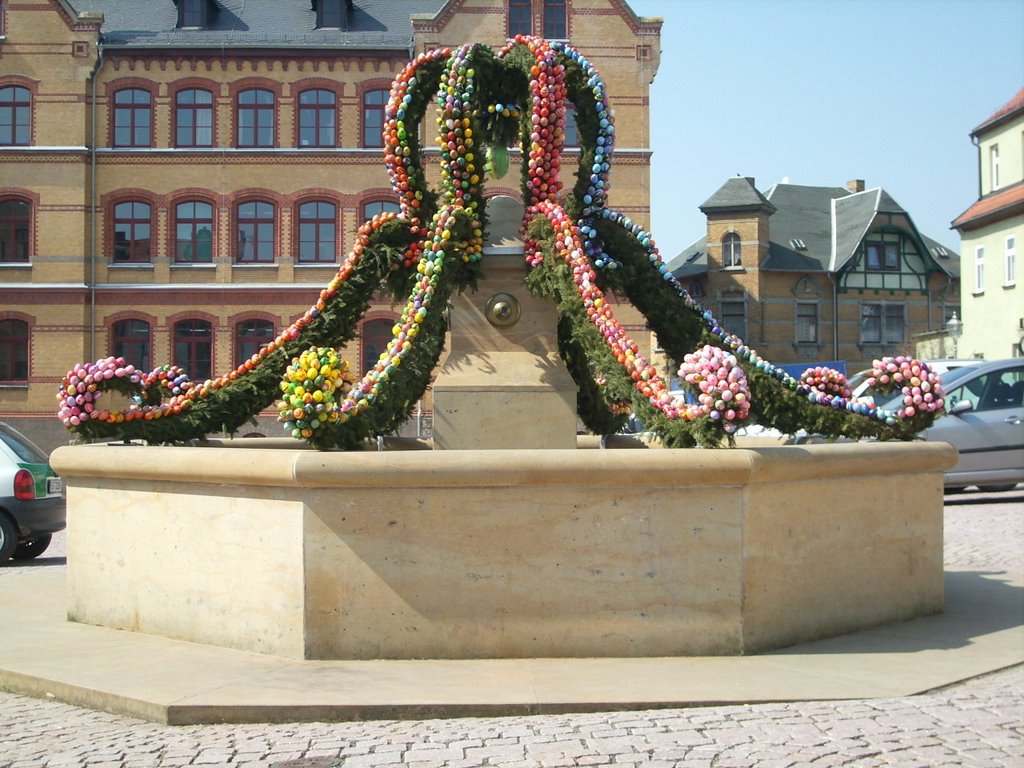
626 0 1024 261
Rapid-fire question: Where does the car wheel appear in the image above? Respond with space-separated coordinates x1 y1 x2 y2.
977 484 1018 493
12 534 52 560
0 515 17 563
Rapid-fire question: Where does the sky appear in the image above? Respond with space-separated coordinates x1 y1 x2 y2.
626 0 1024 261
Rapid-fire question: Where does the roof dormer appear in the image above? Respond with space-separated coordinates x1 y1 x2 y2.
174 0 216 30
311 0 353 30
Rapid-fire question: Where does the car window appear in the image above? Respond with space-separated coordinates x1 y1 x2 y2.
948 367 1024 412
0 425 49 463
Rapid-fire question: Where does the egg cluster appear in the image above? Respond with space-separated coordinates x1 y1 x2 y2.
277 347 353 439
57 357 140 427
800 366 853 402
676 345 751 433
868 357 944 419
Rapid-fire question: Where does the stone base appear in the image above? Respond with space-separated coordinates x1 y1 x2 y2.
51 440 955 660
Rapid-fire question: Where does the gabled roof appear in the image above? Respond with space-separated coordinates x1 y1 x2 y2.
67 0 447 50
668 179 959 280
970 87 1024 138
699 177 776 214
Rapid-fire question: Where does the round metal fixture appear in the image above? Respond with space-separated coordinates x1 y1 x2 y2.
485 292 521 328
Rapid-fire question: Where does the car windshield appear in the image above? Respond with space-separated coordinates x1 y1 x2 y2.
0 423 49 464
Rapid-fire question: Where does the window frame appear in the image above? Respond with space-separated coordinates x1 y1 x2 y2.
173 319 213 382
719 298 746 341
865 241 900 272
1005 235 1016 287
174 200 215 264
234 318 275 367
178 0 209 29
0 197 30 263
0 317 29 383
112 200 152 263
975 244 985 293
111 318 151 373
361 199 400 221
112 87 153 148
174 87 214 148
297 88 337 148
361 317 396 374
859 302 905 345
236 88 275 148
795 301 818 345
235 200 276 264
0 84 31 146
508 0 532 37
722 232 742 268
296 199 337 264
990 144 1000 190
361 88 388 149
543 0 567 39
316 0 344 29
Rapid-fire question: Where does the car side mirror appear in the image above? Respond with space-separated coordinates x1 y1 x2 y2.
950 399 974 415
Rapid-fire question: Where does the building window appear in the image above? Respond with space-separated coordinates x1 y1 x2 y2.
112 201 151 263
975 244 985 293
361 318 394 374
508 0 532 36
297 200 336 264
0 85 31 146
1006 235 1016 287
722 232 741 268
175 201 214 263
563 104 579 147
860 303 904 344
720 299 746 341
0 198 30 262
298 89 336 148
175 88 214 148
795 302 818 344
543 0 567 39
173 319 212 381
361 199 400 221
362 89 388 148
865 241 899 271
316 0 344 28
235 319 275 367
178 0 208 28
112 319 151 373
112 88 152 148
0 318 29 382
236 200 275 263
990 144 1000 190
237 88 275 148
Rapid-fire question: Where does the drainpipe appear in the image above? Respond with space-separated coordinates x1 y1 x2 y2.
88 41 104 360
827 272 839 360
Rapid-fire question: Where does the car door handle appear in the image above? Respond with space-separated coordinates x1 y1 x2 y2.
1005 414 1022 425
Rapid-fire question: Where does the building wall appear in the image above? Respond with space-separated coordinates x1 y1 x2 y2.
0 0 661 452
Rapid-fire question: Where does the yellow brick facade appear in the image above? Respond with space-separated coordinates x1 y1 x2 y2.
1 0 661 450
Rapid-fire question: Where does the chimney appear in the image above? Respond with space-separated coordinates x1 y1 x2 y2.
744 177 756 188
846 179 865 193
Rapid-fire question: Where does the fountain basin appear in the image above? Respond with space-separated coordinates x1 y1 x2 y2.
51 439 954 660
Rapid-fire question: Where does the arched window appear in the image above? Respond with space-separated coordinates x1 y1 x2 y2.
174 201 214 263
508 0 532 36
543 0 567 39
361 199 400 221
112 88 153 148
298 89 336 148
235 318 275 367
722 232 741 268
297 200 336 264
0 198 30 262
361 89 388 148
236 200 275 263
112 201 152 262
0 85 31 146
111 319 151 372
0 318 29 382
361 318 394 374
175 88 214 148
237 88 275 148
173 319 212 381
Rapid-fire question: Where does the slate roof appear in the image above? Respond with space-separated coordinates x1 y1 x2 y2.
67 0 447 50
666 180 959 279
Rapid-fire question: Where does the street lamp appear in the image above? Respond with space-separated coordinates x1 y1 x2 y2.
946 312 962 357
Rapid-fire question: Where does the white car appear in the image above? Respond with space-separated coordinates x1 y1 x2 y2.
0 423 66 562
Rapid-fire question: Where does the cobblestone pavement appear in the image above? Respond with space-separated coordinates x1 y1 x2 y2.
1 488 1022 768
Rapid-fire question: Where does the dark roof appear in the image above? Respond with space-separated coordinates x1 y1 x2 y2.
669 180 959 279
68 0 447 50
699 177 776 214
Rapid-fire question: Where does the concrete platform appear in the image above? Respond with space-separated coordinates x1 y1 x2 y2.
0 564 1021 725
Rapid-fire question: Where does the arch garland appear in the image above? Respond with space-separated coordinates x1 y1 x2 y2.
57 37 945 449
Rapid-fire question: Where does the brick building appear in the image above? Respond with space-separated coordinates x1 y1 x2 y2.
0 0 661 450
666 176 962 376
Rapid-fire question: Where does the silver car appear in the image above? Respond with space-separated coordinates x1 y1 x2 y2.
916 359 1024 492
